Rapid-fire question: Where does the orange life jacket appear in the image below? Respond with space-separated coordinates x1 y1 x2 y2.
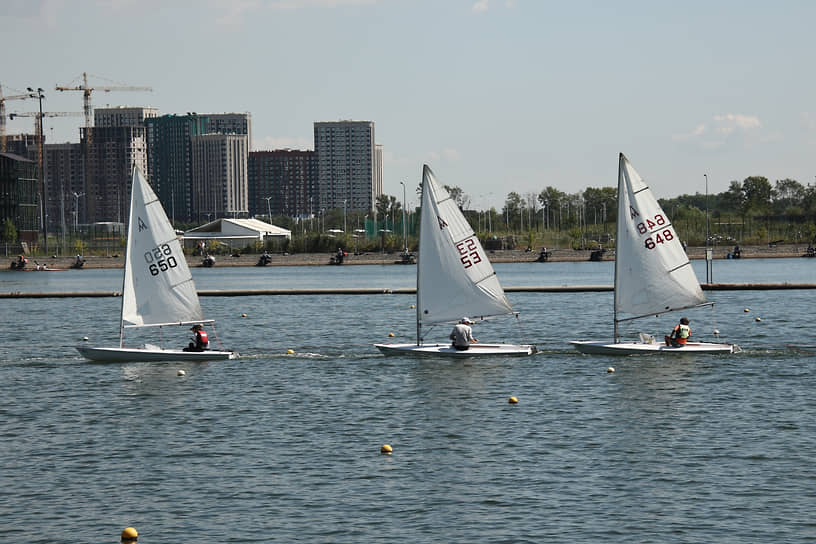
196 330 209 346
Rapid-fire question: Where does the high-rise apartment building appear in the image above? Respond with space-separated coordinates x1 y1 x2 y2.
314 120 381 213
44 142 84 232
0 151 38 240
248 150 318 218
146 113 251 222
94 106 159 128
191 134 248 222
81 125 147 224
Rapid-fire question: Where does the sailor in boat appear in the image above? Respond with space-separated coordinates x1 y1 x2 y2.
450 317 479 351
184 324 209 352
664 317 691 347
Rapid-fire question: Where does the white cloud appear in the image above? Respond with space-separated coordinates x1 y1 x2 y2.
673 114 762 150
427 148 461 163
712 113 761 135
472 0 489 13
253 135 313 151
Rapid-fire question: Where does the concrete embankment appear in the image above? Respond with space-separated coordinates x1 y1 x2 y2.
3 243 812 270
3 283 816 299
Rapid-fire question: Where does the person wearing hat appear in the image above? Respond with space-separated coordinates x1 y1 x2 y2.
450 317 478 351
665 317 691 347
184 324 209 352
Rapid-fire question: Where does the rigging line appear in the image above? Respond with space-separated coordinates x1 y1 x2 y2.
513 312 536 347
614 302 714 323
633 186 649 196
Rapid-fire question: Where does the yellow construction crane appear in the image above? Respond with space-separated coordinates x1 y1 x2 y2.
0 84 35 152
55 72 152 130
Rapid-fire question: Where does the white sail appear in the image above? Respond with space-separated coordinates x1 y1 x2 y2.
615 153 705 320
121 166 204 328
417 165 513 325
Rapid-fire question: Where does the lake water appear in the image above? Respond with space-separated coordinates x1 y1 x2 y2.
1 259 815 542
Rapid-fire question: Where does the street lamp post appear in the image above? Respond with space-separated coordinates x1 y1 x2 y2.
264 196 273 223
704 173 711 283
399 180 407 251
72 192 85 230
343 199 347 234
28 87 46 254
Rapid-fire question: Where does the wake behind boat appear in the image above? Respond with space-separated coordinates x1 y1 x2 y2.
570 154 739 355
374 165 535 357
77 166 235 362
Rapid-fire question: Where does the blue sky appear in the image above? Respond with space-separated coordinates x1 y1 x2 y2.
2 0 814 209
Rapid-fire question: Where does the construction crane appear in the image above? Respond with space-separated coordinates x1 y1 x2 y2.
8 111 84 143
0 84 35 152
55 72 152 130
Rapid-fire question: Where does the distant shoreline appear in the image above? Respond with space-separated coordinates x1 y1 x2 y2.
5 243 812 270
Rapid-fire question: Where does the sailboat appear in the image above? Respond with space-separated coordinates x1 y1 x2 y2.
77 166 236 362
374 165 535 357
570 154 740 355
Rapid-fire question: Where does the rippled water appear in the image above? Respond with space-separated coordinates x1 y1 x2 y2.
1 259 815 542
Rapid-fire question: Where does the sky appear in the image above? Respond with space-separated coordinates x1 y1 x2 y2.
2 0 815 210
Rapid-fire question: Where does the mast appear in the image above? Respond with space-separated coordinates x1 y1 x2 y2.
613 153 624 343
119 166 138 348
415 167 426 345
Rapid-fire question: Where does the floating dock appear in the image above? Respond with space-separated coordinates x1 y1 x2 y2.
2 283 816 298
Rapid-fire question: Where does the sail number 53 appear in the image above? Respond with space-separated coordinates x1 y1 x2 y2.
144 243 178 276
456 238 482 269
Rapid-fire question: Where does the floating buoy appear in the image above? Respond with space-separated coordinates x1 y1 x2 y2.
388 332 395 337
380 444 393 454
744 308 750 312
177 370 186 376
713 329 720 335
286 349 295 354
508 396 518 404
82 336 89 341
755 317 761 322
121 527 138 542
607 367 615 373
241 313 247 318
410 304 415 309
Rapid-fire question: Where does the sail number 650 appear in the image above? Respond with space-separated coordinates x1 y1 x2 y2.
456 238 482 269
144 243 178 276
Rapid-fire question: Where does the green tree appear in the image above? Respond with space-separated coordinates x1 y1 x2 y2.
772 178 805 214
1 218 18 247
502 192 523 231
741 176 773 216
444 185 470 210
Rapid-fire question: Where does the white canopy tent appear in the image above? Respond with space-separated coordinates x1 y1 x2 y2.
183 218 291 249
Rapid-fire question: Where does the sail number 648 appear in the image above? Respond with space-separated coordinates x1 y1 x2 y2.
636 214 673 250
456 238 482 269
144 243 178 276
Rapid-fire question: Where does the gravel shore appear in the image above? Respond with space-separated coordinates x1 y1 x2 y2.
7 243 811 270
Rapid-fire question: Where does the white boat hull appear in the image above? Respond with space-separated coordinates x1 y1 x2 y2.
374 342 536 357
77 345 236 362
570 340 740 355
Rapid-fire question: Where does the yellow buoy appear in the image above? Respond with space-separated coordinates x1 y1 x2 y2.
121 527 138 542
381 444 393 454
388 332 395 337
607 367 615 373
755 317 761 322
177 369 186 376
286 349 295 354
241 313 247 317
508 396 518 404
744 308 750 312
410 304 415 309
